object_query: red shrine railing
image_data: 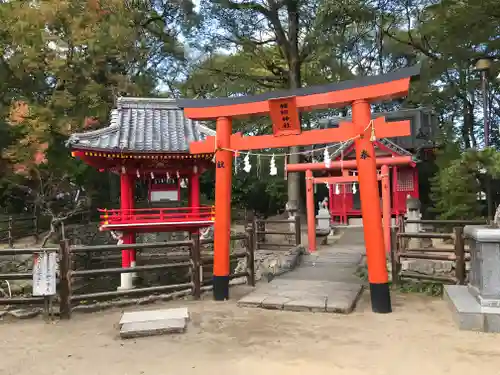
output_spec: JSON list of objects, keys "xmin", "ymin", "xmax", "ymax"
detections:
[{"xmin": 98, "ymin": 206, "xmax": 215, "ymax": 227}]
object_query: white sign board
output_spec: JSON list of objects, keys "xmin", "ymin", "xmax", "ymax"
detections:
[
  {"xmin": 150, "ymin": 190, "xmax": 179, "ymax": 202},
  {"xmin": 32, "ymin": 252, "xmax": 57, "ymax": 296}
]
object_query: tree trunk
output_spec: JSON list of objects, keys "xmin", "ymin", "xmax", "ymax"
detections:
[{"xmin": 286, "ymin": 2, "xmax": 303, "ymax": 213}]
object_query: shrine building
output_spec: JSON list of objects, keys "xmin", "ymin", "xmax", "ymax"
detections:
[
  {"xmin": 67, "ymin": 97, "xmax": 216, "ymax": 289},
  {"xmin": 319, "ymin": 107, "xmax": 437, "ymax": 224}
]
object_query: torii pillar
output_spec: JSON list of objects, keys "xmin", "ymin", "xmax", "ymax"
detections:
[{"xmin": 179, "ymin": 64, "xmax": 420, "ymax": 313}]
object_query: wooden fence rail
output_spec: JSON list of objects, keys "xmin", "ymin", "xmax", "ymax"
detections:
[
  {"xmin": 0, "ymin": 216, "xmax": 39, "ymax": 247},
  {"xmin": 0, "ymin": 229, "xmax": 256, "ymax": 319},
  {"xmin": 391, "ymin": 224, "xmax": 468, "ymax": 286},
  {"xmin": 252, "ymin": 216, "xmax": 301, "ymax": 250}
]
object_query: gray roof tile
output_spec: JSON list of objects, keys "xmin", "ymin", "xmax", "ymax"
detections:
[{"xmin": 67, "ymin": 97, "xmax": 215, "ymax": 153}]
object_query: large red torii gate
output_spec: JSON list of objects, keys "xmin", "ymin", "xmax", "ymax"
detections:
[{"xmin": 179, "ymin": 64, "xmax": 420, "ymax": 314}]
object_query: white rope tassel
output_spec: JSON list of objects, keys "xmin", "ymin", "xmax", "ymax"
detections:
[
  {"xmin": 335, "ymin": 184, "xmax": 340, "ymax": 195},
  {"xmin": 352, "ymin": 182, "xmax": 357, "ymax": 194},
  {"xmin": 323, "ymin": 147, "xmax": 331, "ymax": 168},
  {"xmin": 243, "ymin": 153, "xmax": 251, "ymax": 173},
  {"xmin": 369, "ymin": 120, "xmax": 376, "ymax": 142},
  {"xmin": 136, "ymin": 169, "xmax": 140, "ymax": 178},
  {"xmin": 150, "ymin": 172, "xmax": 154, "ymax": 180},
  {"xmin": 270, "ymin": 154, "xmax": 277, "ymax": 176}
]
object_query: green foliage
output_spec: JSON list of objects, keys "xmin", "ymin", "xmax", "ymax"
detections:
[
  {"xmin": 430, "ymin": 147, "xmax": 500, "ymax": 219},
  {"xmin": 200, "ymin": 156, "xmax": 288, "ymax": 218}
]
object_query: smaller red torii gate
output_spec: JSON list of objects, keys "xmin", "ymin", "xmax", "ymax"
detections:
[{"xmin": 298, "ymin": 164, "xmax": 400, "ymax": 254}]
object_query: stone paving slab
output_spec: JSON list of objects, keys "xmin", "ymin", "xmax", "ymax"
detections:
[
  {"xmin": 119, "ymin": 307, "xmax": 189, "ymax": 326},
  {"xmin": 120, "ymin": 318, "xmax": 187, "ymax": 339},
  {"xmin": 237, "ymin": 279, "xmax": 363, "ymax": 314},
  {"xmin": 118, "ymin": 307, "xmax": 189, "ymax": 339}
]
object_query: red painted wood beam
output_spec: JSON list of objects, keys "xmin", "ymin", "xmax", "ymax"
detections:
[
  {"xmin": 313, "ymin": 175, "xmax": 383, "ymax": 184},
  {"xmin": 190, "ymin": 118, "xmax": 410, "ymax": 154},
  {"xmin": 286, "ymin": 156, "xmax": 414, "ymax": 172}
]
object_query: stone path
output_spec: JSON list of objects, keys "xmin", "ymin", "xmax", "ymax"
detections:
[{"xmin": 238, "ymin": 228, "xmax": 366, "ymax": 314}]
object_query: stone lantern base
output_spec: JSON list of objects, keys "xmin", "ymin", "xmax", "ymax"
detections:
[{"xmin": 445, "ymin": 226, "xmax": 500, "ymax": 332}]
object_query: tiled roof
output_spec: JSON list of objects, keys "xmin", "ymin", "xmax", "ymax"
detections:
[{"xmin": 67, "ymin": 97, "xmax": 216, "ymax": 153}]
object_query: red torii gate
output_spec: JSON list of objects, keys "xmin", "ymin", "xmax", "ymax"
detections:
[
  {"xmin": 179, "ymin": 64, "xmax": 420, "ymax": 314},
  {"xmin": 287, "ymin": 156, "xmax": 416, "ymax": 255}
]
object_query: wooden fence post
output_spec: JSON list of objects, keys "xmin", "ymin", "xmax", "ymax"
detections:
[
  {"xmin": 294, "ymin": 215, "xmax": 301, "ymax": 246},
  {"xmin": 245, "ymin": 225, "xmax": 256, "ymax": 287},
  {"xmin": 8, "ymin": 216, "xmax": 13, "ymax": 248},
  {"xmin": 191, "ymin": 231, "xmax": 201, "ymax": 299},
  {"xmin": 390, "ymin": 227, "xmax": 400, "ymax": 287},
  {"xmin": 256, "ymin": 217, "xmax": 266, "ymax": 244},
  {"xmin": 253, "ymin": 218, "xmax": 261, "ymax": 250},
  {"xmin": 454, "ymin": 227, "xmax": 466, "ymax": 285},
  {"xmin": 59, "ymin": 239, "xmax": 72, "ymax": 319}
]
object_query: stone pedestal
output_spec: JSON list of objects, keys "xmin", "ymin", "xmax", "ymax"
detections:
[
  {"xmin": 444, "ymin": 225, "xmax": 500, "ymax": 332},
  {"xmin": 405, "ymin": 196, "xmax": 423, "ymax": 249},
  {"xmin": 316, "ymin": 208, "xmax": 331, "ymax": 232}
]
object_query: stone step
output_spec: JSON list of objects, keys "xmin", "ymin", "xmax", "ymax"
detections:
[{"xmin": 120, "ymin": 318, "xmax": 187, "ymax": 339}]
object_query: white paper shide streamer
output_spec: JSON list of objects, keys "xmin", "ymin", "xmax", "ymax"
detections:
[
  {"xmin": 243, "ymin": 153, "xmax": 252, "ymax": 173},
  {"xmin": 323, "ymin": 148, "xmax": 331, "ymax": 168},
  {"xmin": 269, "ymin": 154, "xmax": 277, "ymax": 176}
]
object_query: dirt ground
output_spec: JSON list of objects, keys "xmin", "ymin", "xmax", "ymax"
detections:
[{"xmin": 1, "ymin": 286, "xmax": 500, "ymax": 375}]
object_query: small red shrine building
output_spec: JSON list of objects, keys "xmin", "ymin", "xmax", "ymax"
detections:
[
  {"xmin": 68, "ymin": 97, "xmax": 216, "ymax": 289},
  {"xmin": 321, "ymin": 107, "xmax": 436, "ymax": 224},
  {"xmin": 326, "ymin": 137, "xmax": 418, "ymax": 224}
]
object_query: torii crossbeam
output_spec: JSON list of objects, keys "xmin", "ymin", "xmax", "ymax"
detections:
[{"xmin": 179, "ymin": 64, "xmax": 420, "ymax": 314}]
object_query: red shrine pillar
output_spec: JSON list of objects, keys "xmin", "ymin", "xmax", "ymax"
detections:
[
  {"xmin": 190, "ymin": 166, "xmax": 201, "ymax": 216},
  {"xmin": 213, "ymin": 117, "xmax": 232, "ymax": 300},
  {"xmin": 352, "ymin": 99, "xmax": 391, "ymax": 313},
  {"xmin": 381, "ymin": 165, "xmax": 391, "ymax": 254},
  {"xmin": 119, "ymin": 172, "xmax": 135, "ymax": 290}
]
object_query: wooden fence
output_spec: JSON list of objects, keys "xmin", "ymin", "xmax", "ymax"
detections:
[
  {"xmin": 0, "ymin": 216, "xmax": 39, "ymax": 247},
  {"xmin": 391, "ymin": 219, "xmax": 488, "ymax": 285},
  {"xmin": 0, "ymin": 228, "xmax": 256, "ymax": 319},
  {"xmin": 251, "ymin": 216, "xmax": 301, "ymax": 250}
]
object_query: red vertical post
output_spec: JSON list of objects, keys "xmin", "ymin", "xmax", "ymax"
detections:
[
  {"xmin": 191, "ymin": 166, "xmax": 200, "ymax": 218},
  {"xmin": 119, "ymin": 173, "xmax": 134, "ymax": 290},
  {"xmin": 381, "ymin": 165, "xmax": 391, "ymax": 254},
  {"xmin": 306, "ymin": 169, "xmax": 317, "ymax": 252},
  {"xmin": 127, "ymin": 175, "xmax": 136, "ymax": 269},
  {"xmin": 120, "ymin": 173, "xmax": 131, "ymax": 269},
  {"xmin": 328, "ymin": 182, "xmax": 334, "ymax": 224},
  {"xmin": 412, "ymin": 168, "xmax": 419, "ymax": 199},
  {"xmin": 342, "ymin": 169, "xmax": 349, "ymax": 224},
  {"xmin": 213, "ymin": 117, "xmax": 232, "ymax": 300},
  {"xmin": 392, "ymin": 166, "xmax": 399, "ymax": 215},
  {"xmin": 352, "ymin": 99, "xmax": 391, "ymax": 313}
]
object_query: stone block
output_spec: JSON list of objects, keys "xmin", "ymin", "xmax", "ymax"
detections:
[
  {"xmin": 284, "ymin": 297, "xmax": 326, "ymax": 312},
  {"xmin": 484, "ymin": 309, "xmax": 500, "ymax": 333},
  {"xmin": 120, "ymin": 318, "xmax": 187, "ymax": 339},
  {"xmin": 326, "ymin": 284, "xmax": 363, "ymax": 314},
  {"xmin": 8, "ymin": 308, "xmax": 41, "ymax": 319},
  {"xmin": 119, "ymin": 307, "xmax": 189, "ymax": 326},
  {"xmin": 444, "ymin": 285, "xmax": 484, "ymax": 332},
  {"xmin": 237, "ymin": 294, "xmax": 268, "ymax": 307},
  {"xmin": 261, "ymin": 296, "xmax": 290, "ymax": 310}
]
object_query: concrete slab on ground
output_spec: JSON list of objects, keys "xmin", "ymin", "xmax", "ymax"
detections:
[
  {"xmin": 120, "ymin": 319, "xmax": 187, "ymax": 339},
  {"xmin": 238, "ymin": 279, "xmax": 363, "ymax": 314},
  {"xmin": 119, "ymin": 307, "xmax": 189, "ymax": 326},
  {"xmin": 119, "ymin": 307, "xmax": 189, "ymax": 339},
  {"xmin": 444, "ymin": 285, "xmax": 500, "ymax": 333}
]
